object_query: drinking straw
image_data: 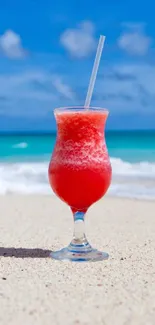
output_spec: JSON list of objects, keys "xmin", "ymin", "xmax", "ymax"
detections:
[{"xmin": 84, "ymin": 35, "xmax": 105, "ymax": 108}]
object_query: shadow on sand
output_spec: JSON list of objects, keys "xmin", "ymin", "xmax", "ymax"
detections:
[{"xmin": 0, "ymin": 247, "xmax": 51, "ymax": 258}]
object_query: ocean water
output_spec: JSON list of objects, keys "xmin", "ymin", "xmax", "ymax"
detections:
[{"xmin": 0, "ymin": 131, "xmax": 155, "ymax": 200}]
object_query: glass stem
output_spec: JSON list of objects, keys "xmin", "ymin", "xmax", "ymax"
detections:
[
  {"xmin": 73, "ymin": 211, "xmax": 86, "ymax": 244},
  {"xmin": 69, "ymin": 211, "xmax": 91, "ymax": 250}
]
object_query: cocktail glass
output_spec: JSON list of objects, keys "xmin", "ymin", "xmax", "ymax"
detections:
[{"xmin": 48, "ymin": 106, "xmax": 112, "ymax": 262}]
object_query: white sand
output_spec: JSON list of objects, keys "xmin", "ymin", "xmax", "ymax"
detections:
[{"xmin": 0, "ymin": 195, "xmax": 155, "ymax": 325}]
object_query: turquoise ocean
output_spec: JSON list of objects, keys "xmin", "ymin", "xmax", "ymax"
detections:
[{"xmin": 0, "ymin": 131, "xmax": 155, "ymax": 199}]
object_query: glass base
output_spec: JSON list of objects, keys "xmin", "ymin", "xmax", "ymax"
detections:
[{"xmin": 50, "ymin": 243, "xmax": 109, "ymax": 262}]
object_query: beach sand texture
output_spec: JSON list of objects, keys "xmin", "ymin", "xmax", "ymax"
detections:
[{"xmin": 0, "ymin": 195, "xmax": 155, "ymax": 325}]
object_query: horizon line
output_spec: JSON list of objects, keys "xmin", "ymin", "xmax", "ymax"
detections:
[{"xmin": 0, "ymin": 129, "xmax": 155, "ymax": 135}]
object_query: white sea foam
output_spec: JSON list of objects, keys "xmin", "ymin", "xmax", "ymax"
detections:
[
  {"xmin": 0, "ymin": 162, "xmax": 50, "ymax": 195},
  {"xmin": 0, "ymin": 158, "xmax": 155, "ymax": 199},
  {"xmin": 12, "ymin": 142, "xmax": 28, "ymax": 149},
  {"xmin": 111, "ymin": 158, "xmax": 155, "ymax": 179}
]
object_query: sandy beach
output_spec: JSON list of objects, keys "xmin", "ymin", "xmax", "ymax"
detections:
[{"xmin": 0, "ymin": 195, "xmax": 155, "ymax": 325}]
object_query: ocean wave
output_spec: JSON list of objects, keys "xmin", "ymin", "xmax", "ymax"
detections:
[
  {"xmin": 12, "ymin": 142, "xmax": 28, "ymax": 149},
  {"xmin": 0, "ymin": 158, "xmax": 155, "ymax": 199},
  {"xmin": 111, "ymin": 158, "xmax": 155, "ymax": 179},
  {"xmin": 0, "ymin": 162, "xmax": 50, "ymax": 195}
]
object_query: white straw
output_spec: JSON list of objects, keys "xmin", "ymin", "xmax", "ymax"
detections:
[{"xmin": 84, "ymin": 35, "xmax": 105, "ymax": 108}]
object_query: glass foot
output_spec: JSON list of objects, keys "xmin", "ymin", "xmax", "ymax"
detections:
[{"xmin": 50, "ymin": 243, "xmax": 109, "ymax": 262}]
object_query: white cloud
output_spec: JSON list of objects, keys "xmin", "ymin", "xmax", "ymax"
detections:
[
  {"xmin": 118, "ymin": 23, "xmax": 151, "ymax": 55},
  {"xmin": 0, "ymin": 70, "xmax": 75, "ymax": 116},
  {"xmin": 1, "ymin": 61, "xmax": 155, "ymax": 122},
  {"xmin": 52, "ymin": 75, "xmax": 75, "ymax": 99},
  {"xmin": 60, "ymin": 21, "xmax": 96, "ymax": 58},
  {"xmin": 0, "ymin": 30, "xmax": 26, "ymax": 59},
  {"xmin": 72, "ymin": 61, "xmax": 155, "ymax": 118},
  {"xmin": 0, "ymin": 71, "xmax": 74, "ymax": 100},
  {"xmin": 93, "ymin": 63, "xmax": 155, "ymax": 115}
]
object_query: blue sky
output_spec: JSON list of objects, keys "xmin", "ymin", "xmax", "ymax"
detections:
[{"xmin": 0, "ymin": 0, "xmax": 155, "ymax": 131}]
